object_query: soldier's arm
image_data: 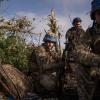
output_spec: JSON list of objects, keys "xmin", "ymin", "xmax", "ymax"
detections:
[
  {"xmin": 43, "ymin": 61, "xmax": 64, "ymax": 72},
  {"xmin": 41, "ymin": 53, "xmax": 63, "ymax": 72},
  {"xmin": 73, "ymin": 28, "xmax": 100, "ymax": 66},
  {"xmin": 73, "ymin": 45, "xmax": 100, "ymax": 66}
]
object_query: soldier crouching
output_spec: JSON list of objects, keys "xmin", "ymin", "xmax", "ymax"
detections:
[{"xmin": 28, "ymin": 32, "xmax": 63, "ymax": 99}]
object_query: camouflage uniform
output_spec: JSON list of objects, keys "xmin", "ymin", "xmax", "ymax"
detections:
[
  {"xmin": 29, "ymin": 33, "xmax": 62, "ymax": 99},
  {"xmin": 72, "ymin": 23, "xmax": 100, "ymax": 100},
  {"xmin": 64, "ymin": 24, "xmax": 85, "ymax": 100}
]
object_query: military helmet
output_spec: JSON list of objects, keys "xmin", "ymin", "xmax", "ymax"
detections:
[
  {"xmin": 90, "ymin": 0, "xmax": 100, "ymax": 20},
  {"xmin": 43, "ymin": 32, "xmax": 57, "ymax": 43},
  {"xmin": 72, "ymin": 17, "xmax": 82, "ymax": 25}
]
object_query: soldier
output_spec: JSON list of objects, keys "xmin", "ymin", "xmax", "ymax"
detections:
[
  {"xmin": 65, "ymin": 17, "xmax": 85, "ymax": 46},
  {"xmin": 29, "ymin": 32, "xmax": 63, "ymax": 99},
  {"xmin": 71, "ymin": 0, "xmax": 100, "ymax": 100},
  {"xmin": 63, "ymin": 18, "xmax": 85, "ymax": 100}
]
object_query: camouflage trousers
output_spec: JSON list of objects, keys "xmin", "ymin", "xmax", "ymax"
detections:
[
  {"xmin": 75, "ymin": 65, "xmax": 96, "ymax": 100},
  {"xmin": 64, "ymin": 63, "xmax": 95, "ymax": 100},
  {"xmin": 31, "ymin": 73, "xmax": 79, "ymax": 100}
]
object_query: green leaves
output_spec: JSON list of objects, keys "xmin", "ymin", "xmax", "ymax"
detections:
[
  {"xmin": 0, "ymin": 16, "xmax": 35, "ymax": 73},
  {"xmin": 0, "ymin": 36, "xmax": 27, "ymax": 68}
]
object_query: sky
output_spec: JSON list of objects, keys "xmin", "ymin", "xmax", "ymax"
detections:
[{"xmin": 0, "ymin": 0, "xmax": 93, "ymax": 46}]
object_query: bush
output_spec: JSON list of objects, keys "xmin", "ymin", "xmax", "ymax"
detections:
[{"xmin": 0, "ymin": 36, "xmax": 29, "ymax": 73}]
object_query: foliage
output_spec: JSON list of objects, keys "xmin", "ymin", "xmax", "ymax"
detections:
[
  {"xmin": 47, "ymin": 10, "xmax": 58, "ymax": 34},
  {"xmin": 0, "ymin": 16, "xmax": 35, "ymax": 73},
  {"xmin": 0, "ymin": 16, "xmax": 34, "ymax": 41}
]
